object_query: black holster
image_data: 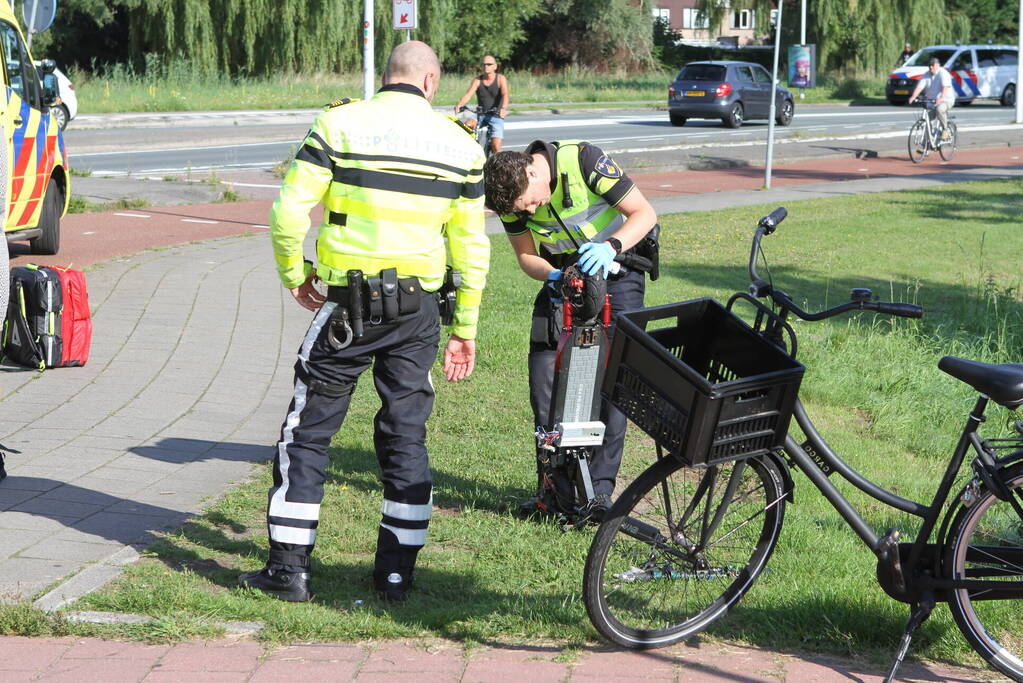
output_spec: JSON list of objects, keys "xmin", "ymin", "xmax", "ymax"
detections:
[{"xmin": 436, "ymin": 266, "xmax": 462, "ymax": 326}]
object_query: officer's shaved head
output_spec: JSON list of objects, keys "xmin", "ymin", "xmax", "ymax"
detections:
[{"xmin": 384, "ymin": 41, "xmax": 441, "ymax": 84}]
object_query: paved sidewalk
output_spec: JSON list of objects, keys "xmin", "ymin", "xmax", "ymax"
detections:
[
  {"xmin": 0, "ymin": 636, "xmax": 999, "ymax": 682},
  {"xmin": 1, "ymin": 151, "xmax": 1021, "ymax": 680}
]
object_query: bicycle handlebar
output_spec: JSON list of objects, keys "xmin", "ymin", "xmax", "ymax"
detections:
[{"xmin": 747, "ymin": 207, "xmax": 924, "ymax": 322}]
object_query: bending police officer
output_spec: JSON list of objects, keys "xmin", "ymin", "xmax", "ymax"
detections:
[
  {"xmin": 239, "ymin": 41, "xmax": 489, "ymax": 602},
  {"xmin": 483, "ymin": 141, "xmax": 657, "ymax": 519}
]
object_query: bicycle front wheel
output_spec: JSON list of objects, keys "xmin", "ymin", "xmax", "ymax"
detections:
[
  {"xmin": 939, "ymin": 121, "xmax": 958, "ymax": 161},
  {"xmin": 946, "ymin": 464, "xmax": 1023, "ymax": 681},
  {"xmin": 908, "ymin": 119, "xmax": 928, "ymax": 163},
  {"xmin": 583, "ymin": 454, "xmax": 786, "ymax": 649}
]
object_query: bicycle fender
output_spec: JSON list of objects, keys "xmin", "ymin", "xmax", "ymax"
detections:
[{"xmin": 766, "ymin": 450, "xmax": 796, "ymax": 504}]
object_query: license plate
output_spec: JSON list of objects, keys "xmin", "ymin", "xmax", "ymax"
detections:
[
  {"xmin": 684, "ymin": 90, "xmax": 705, "ymax": 97},
  {"xmin": 894, "ymin": 89, "xmax": 908, "ymax": 95}
]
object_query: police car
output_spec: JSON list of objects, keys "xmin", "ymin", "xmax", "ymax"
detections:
[
  {"xmin": 887, "ymin": 44, "xmax": 1019, "ymax": 107},
  {"xmin": 0, "ymin": 3, "xmax": 69, "ymax": 255}
]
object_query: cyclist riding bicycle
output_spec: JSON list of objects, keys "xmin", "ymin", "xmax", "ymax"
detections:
[
  {"xmin": 908, "ymin": 57, "xmax": 954, "ymax": 140},
  {"xmin": 454, "ymin": 55, "xmax": 509, "ymax": 154}
]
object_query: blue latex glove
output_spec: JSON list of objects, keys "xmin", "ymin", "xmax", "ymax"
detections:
[
  {"xmin": 545, "ymin": 268, "xmax": 563, "ymax": 303},
  {"xmin": 576, "ymin": 241, "xmax": 615, "ymax": 279}
]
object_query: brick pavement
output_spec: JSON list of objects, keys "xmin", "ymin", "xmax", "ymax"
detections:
[
  {"xmin": 1, "ymin": 147, "xmax": 1021, "ymax": 680},
  {"xmin": 0, "ymin": 636, "xmax": 1000, "ymax": 682}
]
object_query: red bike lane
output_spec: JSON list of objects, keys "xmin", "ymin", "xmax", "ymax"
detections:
[{"xmin": 10, "ymin": 144, "xmax": 1022, "ymax": 270}]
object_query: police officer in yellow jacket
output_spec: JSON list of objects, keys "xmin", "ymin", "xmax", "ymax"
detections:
[
  {"xmin": 239, "ymin": 41, "xmax": 490, "ymax": 602},
  {"xmin": 483, "ymin": 141, "xmax": 657, "ymax": 519}
]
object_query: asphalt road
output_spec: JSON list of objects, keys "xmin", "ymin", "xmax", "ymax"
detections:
[{"xmin": 66, "ymin": 102, "xmax": 1023, "ymax": 177}]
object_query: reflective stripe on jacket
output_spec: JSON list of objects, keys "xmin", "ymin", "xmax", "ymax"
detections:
[{"xmin": 270, "ymin": 89, "xmax": 490, "ymax": 339}]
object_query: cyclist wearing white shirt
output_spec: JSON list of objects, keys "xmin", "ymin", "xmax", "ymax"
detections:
[{"xmin": 909, "ymin": 57, "xmax": 955, "ymax": 140}]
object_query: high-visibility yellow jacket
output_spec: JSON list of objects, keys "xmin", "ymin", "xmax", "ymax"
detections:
[
  {"xmin": 270, "ymin": 85, "xmax": 490, "ymax": 340},
  {"xmin": 499, "ymin": 140, "xmax": 633, "ymax": 256}
]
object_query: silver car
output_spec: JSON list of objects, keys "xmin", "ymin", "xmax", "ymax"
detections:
[{"xmin": 668, "ymin": 60, "xmax": 794, "ymax": 128}]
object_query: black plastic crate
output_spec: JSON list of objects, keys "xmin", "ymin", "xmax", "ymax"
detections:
[{"xmin": 603, "ymin": 298, "xmax": 804, "ymax": 467}]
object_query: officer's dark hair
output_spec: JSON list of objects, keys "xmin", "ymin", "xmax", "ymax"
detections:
[
  {"xmin": 928, "ymin": 57, "xmax": 941, "ymax": 66},
  {"xmin": 483, "ymin": 151, "xmax": 531, "ymax": 215}
]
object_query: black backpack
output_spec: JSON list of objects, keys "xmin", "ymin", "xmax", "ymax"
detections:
[{"xmin": 2, "ymin": 266, "xmax": 63, "ymax": 370}]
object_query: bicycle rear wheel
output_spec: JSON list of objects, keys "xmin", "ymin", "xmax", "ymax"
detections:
[
  {"xmin": 946, "ymin": 464, "xmax": 1023, "ymax": 681},
  {"xmin": 908, "ymin": 119, "xmax": 928, "ymax": 163},
  {"xmin": 939, "ymin": 121, "xmax": 958, "ymax": 161},
  {"xmin": 583, "ymin": 454, "xmax": 786, "ymax": 649}
]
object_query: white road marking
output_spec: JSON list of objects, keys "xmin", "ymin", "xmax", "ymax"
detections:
[
  {"xmin": 223, "ymin": 182, "xmax": 282, "ymax": 189},
  {"xmin": 82, "ymin": 231, "xmax": 95, "ymax": 235},
  {"xmin": 606, "ymin": 123, "xmax": 1023, "ymax": 154},
  {"xmin": 181, "ymin": 219, "xmax": 218, "ymax": 224},
  {"xmin": 74, "ymin": 140, "xmax": 298, "ymax": 157},
  {"xmin": 114, "ymin": 213, "xmax": 151, "ymax": 218},
  {"xmin": 251, "ymin": 225, "xmax": 271, "ymax": 230}
]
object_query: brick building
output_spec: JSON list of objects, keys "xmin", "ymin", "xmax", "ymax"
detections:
[{"xmin": 652, "ymin": 1, "xmax": 760, "ymax": 47}]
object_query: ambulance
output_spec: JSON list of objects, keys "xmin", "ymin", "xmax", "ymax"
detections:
[
  {"xmin": 887, "ymin": 44, "xmax": 1019, "ymax": 108},
  {"xmin": 0, "ymin": 2, "xmax": 69, "ymax": 255}
]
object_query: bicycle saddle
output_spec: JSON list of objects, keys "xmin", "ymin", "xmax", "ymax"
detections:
[{"xmin": 938, "ymin": 356, "xmax": 1023, "ymax": 408}]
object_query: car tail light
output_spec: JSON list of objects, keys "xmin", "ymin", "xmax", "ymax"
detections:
[
  {"xmin": 715, "ymin": 83, "xmax": 732, "ymax": 98},
  {"xmin": 68, "ymin": 84, "xmax": 75, "ymax": 90},
  {"xmin": 668, "ymin": 85, "xmax": 675, "ymax": 98}
]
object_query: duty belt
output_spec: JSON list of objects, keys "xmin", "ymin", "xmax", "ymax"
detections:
[{"xmin": 326, "ymin": 269, "xmax": 423, "ymax": 325}]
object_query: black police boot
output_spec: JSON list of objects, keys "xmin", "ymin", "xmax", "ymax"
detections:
[
  {"xmin": 374, "ymin": 569, "xmax": 413, "ymax": 602},
  {"xmin": 238, "ymin": 565, "xmax": 311, "ymax": 602},
  {"xmin": 374, "ymin": 530, "xmax": 420, "ymax": 602}
]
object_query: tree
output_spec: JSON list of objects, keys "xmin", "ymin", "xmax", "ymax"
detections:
[
  {"xmin": 947, "ymin": 0, "xmax": 1017, "ymax": 44},
  {"xmin": 30, "ymin": 0, "xmax": 541, "ymax": 76},
  {"xmin": 510, "ymin": 0, "xmax": 657, "ymax": 70}
]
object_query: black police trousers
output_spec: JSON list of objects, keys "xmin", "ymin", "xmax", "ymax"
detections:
[
  {"xmin": 266, "ymin": 295, "xmax": 439, "ymax": 583},
  {"xmin": 528, "ymin": 269, "xmax": 645, "ymax": 497}
]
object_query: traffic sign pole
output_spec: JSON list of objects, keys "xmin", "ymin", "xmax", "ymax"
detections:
[{"xmin": 363, "ymin": 0, "xmax": 374, "ymax": 101}]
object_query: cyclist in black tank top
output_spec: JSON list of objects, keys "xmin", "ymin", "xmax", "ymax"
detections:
[{"xmin": 455, "ymin": 54, "xmax": 510, "ymax": 153}]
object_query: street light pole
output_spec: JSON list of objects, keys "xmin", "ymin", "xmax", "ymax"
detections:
[
  {"xmin": 801, "ymin": 0, "xmax": 806, "ymax": 44},
  {"xmin": 765, "ymin": 4, "xmax": 783, "ymax": 189},
  {"xmin": 1016, "ymin": 0, "xmax": 1022, "ymax": 123}
]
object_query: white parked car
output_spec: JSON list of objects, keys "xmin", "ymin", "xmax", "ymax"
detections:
[{"xmin": 35, "ymin": 59, "xmax": 77, "ymax": 130}]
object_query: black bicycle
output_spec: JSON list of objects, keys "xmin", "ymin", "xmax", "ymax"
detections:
[{"xmin": 583, "ymin": 207, "xmax": 1023, "ymax": 681}]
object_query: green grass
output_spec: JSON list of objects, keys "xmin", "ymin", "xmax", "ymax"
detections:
[
  {"xmin": 68, "ymin": 61, "xmax": 887, "ymax": 114},
  {"xmin": 68, "ymin": 196, "xmax": 149, "ymax": 214},
  {"xmin": 42, "ymin": 179, "xmax": 1022, "ymax": 670}
]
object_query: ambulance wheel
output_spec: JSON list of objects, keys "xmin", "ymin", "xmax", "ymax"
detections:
[
  {"xmin": 30, "ymin": 180, "xmax": 62, "ymax": 255},
  {"xmin": 52, "ymin": 104, "xmax": 69, "ymax": 131}
]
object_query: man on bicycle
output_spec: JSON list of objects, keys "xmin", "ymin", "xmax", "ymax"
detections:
[
  {"xmin": 909, "ymin": 57, "xmax": 954, "ymax": 140},
  {"xmin": 454, "ymin": 55, "xmax": 509, "ymax": 153},
  {"xmin": 483, "ymin": 141, "xmax": 658, "ymax": 519}
]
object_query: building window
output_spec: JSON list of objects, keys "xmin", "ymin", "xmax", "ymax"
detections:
[
  {"xmin": 652, "ymin": 8, "xmax": 670, "ymax": 23},
  {"xmin": 731, "ymin": 9, "xmax": 754, "ymax": 29},
  {"xmin": 683, "ymin": 8, "xmax": 709, "ymax": 29}
]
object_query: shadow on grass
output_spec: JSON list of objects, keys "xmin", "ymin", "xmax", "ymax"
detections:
[{"xmin": 323, "ymin": 444, "xmax": 528, "ymax": 515}]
